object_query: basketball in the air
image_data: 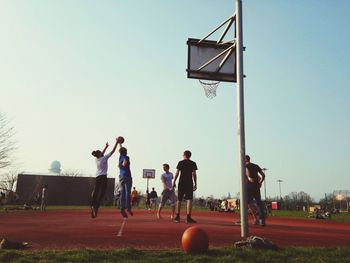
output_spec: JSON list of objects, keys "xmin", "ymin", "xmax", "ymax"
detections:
[
  {"xmin": 181, "ymin": 226, "xmax": 209, "ymax": 254},
  {"xmin": 117, "ymin": 136, "xmax": 125, "ymax": 144}
]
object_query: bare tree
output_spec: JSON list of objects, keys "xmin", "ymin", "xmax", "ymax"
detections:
[
  {"xmin": 61, "ymin": 169, "xmax": 83, "ymax": 177},
  {"xmin": 0, "ymin": 113, "xmax": 16, "ymax": 169},
  {"xmin": 284, "ymin": 191, "xmax": 314, "ymax": 210},
  {"xmin": 0, "ymin": 170, "xmax": 19, "ymax": 192}
]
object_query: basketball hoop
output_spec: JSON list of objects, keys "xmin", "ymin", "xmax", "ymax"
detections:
[{"xmin": 199, "ymin": 80, "xmax": 220, "ymax": 99}]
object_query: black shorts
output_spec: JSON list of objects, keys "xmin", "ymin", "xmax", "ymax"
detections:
[
  {"xmin": 177, "ymin": 184, "xmax": 193, "ymax": 201},
  {"xmin": 247, "ymin": 184, "xmax": 262, "ymax": 204}
]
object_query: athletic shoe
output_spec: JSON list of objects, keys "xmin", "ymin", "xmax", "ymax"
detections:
[
  {"xmin": 186, "ymin": 217, "xmax": 197, "ymax": 224},
  {"xmin": 127, "ymin": 208, "xmax": 133, "ymax": 216},
  {"xmin": 120, "ymin": 210, "xmax": 128, "ymax": 218},
  {"xmin": 174, "ymin": 215, "xmax": 180, "ymax": 223},
  {"xmin": 253, "ymin": 220, "xmax": 259, "ymax": 225}
]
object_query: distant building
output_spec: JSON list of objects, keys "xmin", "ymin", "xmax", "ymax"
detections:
[
  {"xmin": 16, "ymin": 173, "xmax": 115, "ymax": 206},
  {"xmin": 49, "ymin": 160, "xmax": 61, "ymax": 174}
]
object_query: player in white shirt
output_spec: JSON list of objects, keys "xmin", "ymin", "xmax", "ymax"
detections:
[
  {"xmin": 157, "ymin": 164, "xmax": 176, "ymax": 219},
  {"xmin": 90, "ymin": 137, "xmax": 122, "ymax": 218}
]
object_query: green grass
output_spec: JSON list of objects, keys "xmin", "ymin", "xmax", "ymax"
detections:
[
  {"xmin": 0, "ymin": 247, "xmax": 350, "ymax": 263},
  {"xmin": 270, "ymin": 210, "xmax": 309, "ymax": 218},
  {"xmin": 328, "ymin": 213, "xmax": 350, "ymax": 223},
  {"xmin": 270, "ymin": 210, "xmax": 350, "ymax": 223}
]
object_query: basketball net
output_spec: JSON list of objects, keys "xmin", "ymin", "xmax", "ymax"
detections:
[{"xmin": 199, "ymin": 80, "xmax": 220, "ymax": 99}]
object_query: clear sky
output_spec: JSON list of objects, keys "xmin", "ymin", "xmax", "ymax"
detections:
[{"xmin": 1, "ymin": 1, "xmax": 349, "ymax": 201}]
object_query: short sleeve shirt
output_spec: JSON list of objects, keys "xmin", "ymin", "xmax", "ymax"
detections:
[
  {"xmin": 246, "ymin": 162, "xmax": 262, "ymax": 185},
  {"xmin": 96, "ymin": 152, "xmax": 112, "ymax": 177},
  {"xmin": 161, "ymin": 172, "xmax": 174, "ymax": 190},
  {"xmin": 119, "ymin": 155, "xmax": 131, "ymax": 178},
  {"xmin": 176, "ymin": 159, "xmax": 198, "ymax": 186},
  {"xmin": 150, "ymin": 190, "xmax": 158, "ymax": 199},
  {"xmin": 131, "ymin": 190, "xmax": 138, "ymax": 198}
]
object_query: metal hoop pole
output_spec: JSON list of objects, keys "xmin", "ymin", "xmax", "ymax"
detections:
[{"xmin": 236, "ymin": 0, "xmax": 248, "ymax": 238}]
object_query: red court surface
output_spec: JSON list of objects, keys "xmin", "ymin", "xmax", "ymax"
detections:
[{"xmin": 1, "ymin": 209, "xmax": 349, "ymax": 250}]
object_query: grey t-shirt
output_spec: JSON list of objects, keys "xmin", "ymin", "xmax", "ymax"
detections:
[{"xmin": 161, "ymin": 172, "xmax": 174, "ymax": 190}]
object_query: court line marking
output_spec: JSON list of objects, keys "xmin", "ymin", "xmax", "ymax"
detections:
[{"xmin": 117, "ymin": 218, "xmax": 127, "ymax": 237}]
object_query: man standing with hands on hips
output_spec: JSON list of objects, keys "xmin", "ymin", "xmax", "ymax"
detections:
[
  {"xmin": 173, "ymin": 150, "xmax": 198, "ymax": 224},
  {"xmin": 245, "ymin": 155, "xmax": 266, "ymax": 226}
]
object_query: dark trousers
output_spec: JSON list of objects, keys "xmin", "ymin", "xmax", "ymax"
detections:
[
  {"xmin": 91, "ymin": 175, "xmax": 107, "ymax": 210},
  {"xmin": 119, "ymin": 176, "xmax": 132, "ymax": 210},
  {"xmin": 247, "ymin": 184, "xmax": 265, "ymax": 223}
]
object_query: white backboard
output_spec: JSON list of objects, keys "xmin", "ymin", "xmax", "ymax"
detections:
[
  {"xmin": 187, "ymin": 38, "xmax": 236, "ymax": 82},
  {"xmin": 142, "ymin": 169, "xmax": 155, "ymax": 179}
]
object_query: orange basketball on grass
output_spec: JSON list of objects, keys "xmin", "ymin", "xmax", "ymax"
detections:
[{"xmin": 181, "ymin": 226, "xmax": 209, "ymax": 254}]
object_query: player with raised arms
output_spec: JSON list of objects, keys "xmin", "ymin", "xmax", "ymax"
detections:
[
  {"xmin": 118, "ymin": 136, "xmax": 134, "ymax": 218},
  {"xmin": 91, "ymin": 136, "xmax": 123, "ymax": 218}
]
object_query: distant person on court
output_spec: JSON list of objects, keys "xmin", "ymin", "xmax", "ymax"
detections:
[
  {"xmin": 149, "ymin": 187, "xmax": 158, "ymax": 210},
  {"xmin": 157, "ymin": 164, "xmax": 176, "ymax": 219},
  {"xmin": 131, "ymin": 187, "xmax": 138, "ymax": 207},
  {"xmin": 245, "ymin": 155, "xmax": 266, "ymax": 226},
  {"xmin": 173, "ymin": 150, "xmax": 198, "ymax": 223},
  {"xmin": 118, "ymin": 146, "xmax": 133, "ymax": 218},
  {"xmin": 91, "ymin": 137, "xmax": 120, "ymax": 218},
  {"xmin": 41, "ymin": 184, "xmax": 48, "ymax": 211},
  {"xmin": 235, "ymin": 198, "xmax": 240, "ymax": 210}
]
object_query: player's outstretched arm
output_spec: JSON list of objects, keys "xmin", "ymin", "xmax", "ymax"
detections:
[
  {"xmin": 101, "ymin": 142, "xmax": 109, "ymax": 155},
  {"xmin": 108, "ymin": 137, "xmax": 120, "ymax": 156}
]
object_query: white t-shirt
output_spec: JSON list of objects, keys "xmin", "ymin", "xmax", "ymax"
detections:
[
  {"xmin": 161, "ymin": 172, "xmax": 174, "ymax": 190},
  {"xmin": 96, "ymin": 152, "xmax": 112, "ymax": 177}
]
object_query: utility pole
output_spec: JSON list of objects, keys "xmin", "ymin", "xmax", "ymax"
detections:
[
  {"xmin": 262, "ymin": 168, "xmax": 268, "ymax": 200},
  {"xmin": 277, "ymin": 179, "xmax": 283, "ymax": 200},
  {"xmin": 236, "ymin": 0, "xmax": 248, "ymax": 238}
]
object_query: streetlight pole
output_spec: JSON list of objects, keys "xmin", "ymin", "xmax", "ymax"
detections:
[
  {"xmin": 277, "ymin": 179, "xmax": 283, "ymax": 200},
  {"xmin": 262, "ymin": 168, "xmax": 268, "ymax": 200}
]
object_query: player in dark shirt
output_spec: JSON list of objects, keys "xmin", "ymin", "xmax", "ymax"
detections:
[
  {"xmin": 149, "ymin": 187, "xmax": 158, "ymax": 210},
  {"xmin": 246, "ymin": 155, "xmax": 266, "ymax": 226},
  {"xmin": 173, "ymin": 150, "xmax": 198, "ymax": 223}
]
